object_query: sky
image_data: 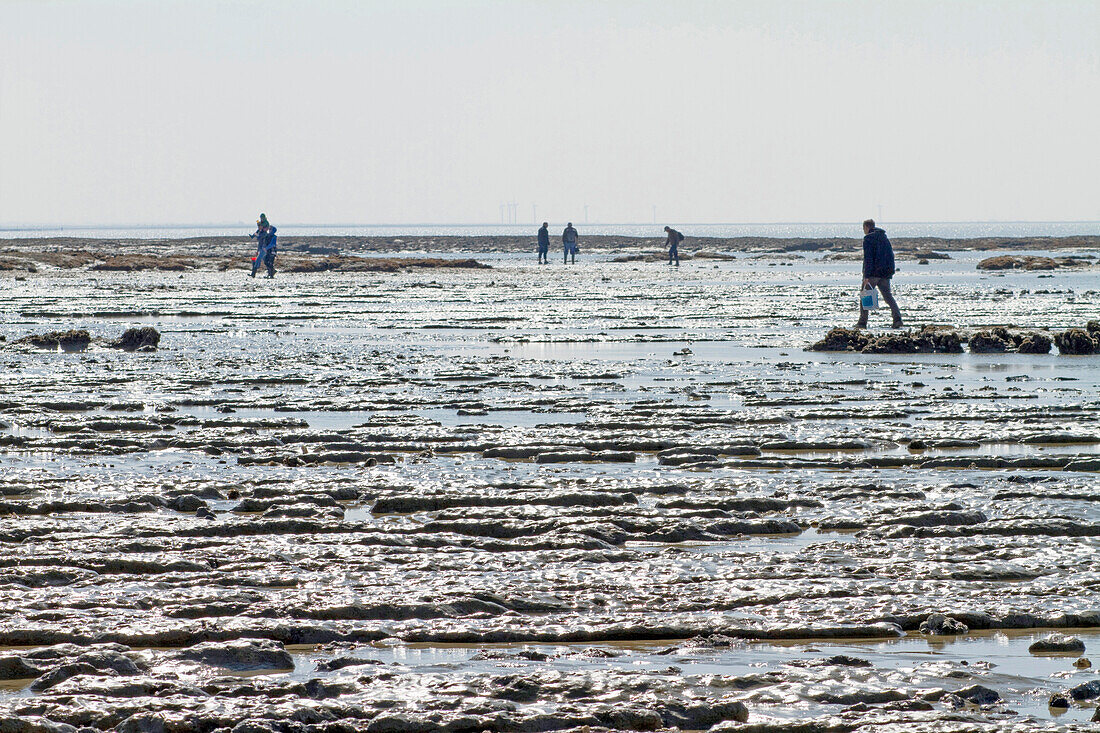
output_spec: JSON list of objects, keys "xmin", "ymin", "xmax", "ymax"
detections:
[{"xmin": 1, "ymin": 0, "xmax": 1097, "ymax": 226}]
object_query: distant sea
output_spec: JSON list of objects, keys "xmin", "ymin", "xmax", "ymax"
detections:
[{"xmin": 1, "ymin": 222, "xmax": 1097, "ymax": 240}]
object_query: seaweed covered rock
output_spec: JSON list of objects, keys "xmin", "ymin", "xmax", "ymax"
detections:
[
  {"xmin": 977, "ymin": 255, "xmax": 1057, "ymax": 271},
  {"xmin": 92, "ymin": 254, "xmax": 195, "ymax": 271},
  {"xmin": 16, "ymin": 329, "xmax": 92, "ymax": 352},
  {"xmin": 110, "ymin": 327, "xmax": 160, "ymax": 352},
  {"xmin": 926, "ymin": 328, "xmax": 964, "ymax": 353},
  {"xmin": 808, "ymin": 328, "xmax": 870, "ymax": 352},
  {"xmin": 861, "ymin": 331, "xmax": 934, "ymax": 354},
  {"xmin": 969, "ymin": 327, "xmax": 1013, "ymax": 353},
  {"xmin": 809, "ymin": 326, "xmax": 962, "ymax": 355},
  {"xmin": 1055, "ymin": 328, "xmax": 1099, "ymax": 355},
  {"xmin": 1016, "ymin": 332, "xmax": 1052, "ymax": 354},
  {"xmin": 967, "ymin": 328, "xmax": 1052, "ymax": 354}
]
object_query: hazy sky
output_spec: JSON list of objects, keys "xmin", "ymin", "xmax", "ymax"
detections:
[{"xmin": 1, "ymin": 0, "xmax": 1097, "ymax": 226}]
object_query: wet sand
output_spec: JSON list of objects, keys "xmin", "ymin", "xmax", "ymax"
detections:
[{"xmin": 1, "ymin": 241, "xmax": 1099, "ymax": 731}]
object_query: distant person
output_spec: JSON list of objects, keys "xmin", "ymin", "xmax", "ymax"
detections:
[
  {"xmin": 249, "ymin": 213, "xmax": 278, "ymax": 278},
  {"xmin": 562, "ymin": 222, "xmax": 579, "ymax": 264},
  {"xmin": 856, "ymin": 218, "xmax": 902, "ymax": 329},
  {"xmin": 664, "ymin": 226, "xmax": 684, "ymax": 266},
  {"xmin": 537, "ymin": 222, "xmax": 550, "ymax": 264}
]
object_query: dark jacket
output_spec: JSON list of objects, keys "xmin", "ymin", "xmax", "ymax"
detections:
[
  {"xmin": 862, "ymin": 227, "xmax": 894, "ymax": 279},
  {"xmin": 537, "ymin": 227, "xmax": 550, "ymax": 248},
  {"xmin": 562, "ymin": 226, "xmax": 577, "ymax": 245}
]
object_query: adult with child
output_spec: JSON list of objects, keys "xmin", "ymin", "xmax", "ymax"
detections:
[
  {"xmin": 856, "ymin": 218, "xmax": 903, "ymax": 329},
  {"xmin": 249, "ymin": 213, "xmax": 278, "ymax": 279}
]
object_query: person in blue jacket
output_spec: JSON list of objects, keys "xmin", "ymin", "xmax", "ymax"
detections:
[
  {"xmin": 537, "ymin": 222, "xmax": 550, "ymax": 264},
  {"xmin": 856, "ymin": 218, "xmax": 903, "ymax": 328},
  {"xmin": 249, "ymin": 213, "xmax": 277, "ymax": 278}
]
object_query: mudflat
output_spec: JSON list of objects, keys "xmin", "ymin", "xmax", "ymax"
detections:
[{"xmin": 1, "ymin": 239, "xmax": 1099, "ymax": 731}]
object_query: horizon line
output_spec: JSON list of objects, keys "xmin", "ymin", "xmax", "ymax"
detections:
[{"xmin": 2, "ymin": 219, "xmax": 1100, "ymax": 231}]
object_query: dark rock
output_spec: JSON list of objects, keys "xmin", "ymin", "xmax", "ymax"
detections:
[
  {"xmin": 1048, "ymin": 693, "xmax": 1070, "ymax": 709},
  {"xmin": 108, "ymin": 327, "xmax": 161, "ymax": 351},
  {"xmin": 1029, "ymin": 634, "xmax": 1086, "ymax": 654},
  {"xmin": 1074, "ymin": 657, "xmax": 1091, "ymax": 669},
  {"xmin": 926, "ymin": 328, "xmax": 963, "ymax": 353},
  {"xmin": 954, "ymin": 684, "xmax": 1000, "ymax": 705},
  {"xmin": 17, "ymin": 330, "xmax": 92, "ymax": 352},
  {"xmin": 920, "ymin": 614, "xmax": 969, "ymax": 635},
  {"xmin": 491, "ymin": 674, "xmax": 541, "ymax": 702},
  {"xmin": 884, "ymin": 510, "xmax": 986, "ymax": 528},
  {"xmin": 810, "ymin": 326, "xmax": 963, "ymax": 354},
  {"xmin": 977, "ymin": 255, "xmax": 1019, "ymax": 270},
  {"xmin": 0, "ymin": 717, "xmax": 79, "ymax": 733},
  {"xmin": 1055, "ymin": 328, "xmax": 1099, "ymax": 355},
  {"xmin": 315, "ymin": 656, "xmax": 386, "ymax": 672},
  {"xmin": 365, "ymin": 716, "xmax": 437, "ymax": 733},
  {"xmin": 29, "ymin": 662, "xmax": 101, "ymax": 691},
  {"xmin": 978, "ymin": 255, "xmax": 1063, "ymax": 271},
  {"xmin": 76, "ymin": 649, "xmax": 142, "ymax": 675},
  {"xmin": 1068, "ymin": 679, "xmax": 1100, "ymax": 700},
  {"xmin": 823, "ymin": 654, "xmax": 872, "ymax": 667},
  {"xmin": 1016, "ymin": 332, "xmax": 1052, "ymax": 354},
  {"xmin": 0, "ymin": 655, "xmax": 41, "ymax": 679},
  {"xmin": 597, "ymin": 707, "xmax": 664, "ymax": 730},
  {"xmin": 861, "ymin": 331, "xmax": 934, "ymax": 354},
  {"xmin": 808, "ymin": 328, "xmax": 869, "ymax": 352},
  {"xmin": 657, "ymin": 701, "xmax": 749, "ymax": 728},
  {"xmin": 176, "ymin": 639, "xmax": 294, "ymax": 671},
  {"xmin": 534, "ymin": 450, "xmax": 594, "ymax": 463},
  {"xmin": 114, "ymin": 714, "xmax": 166, "ymax": 733},
  {"xmin": 470, "ymin": 649, "xmax": 550, "ymax": 662},
  {"xmin": 167, "ymin": 494, "xmax": 207, "ymax": 513},
  {"xmin": 969, "ymin": 328, "xmax": 1012, "ymax": 353}
]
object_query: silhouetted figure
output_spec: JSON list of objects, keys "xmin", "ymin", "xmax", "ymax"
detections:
[
  {"xmin": 856, "ymin": 218, "xmax": 902, "ymax": 328},
  {"xmin": 537, "ymin": 222, "xmax": 550, "ymax": 264},
  {"xmin": 249, "ymin": 213, "xmax": 277, "ymax": 278},
  {"xmin": 664, "ymin": 226, "xmax": 684, "ymax": 266},
  {"xmin": 562, "ymin": 223, "xmax": 578, "ymax": 264}
]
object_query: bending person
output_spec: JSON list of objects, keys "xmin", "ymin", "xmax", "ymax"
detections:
[{"xmin": 664, "ymin": 225, "xmax": 683, "ymax": 266}]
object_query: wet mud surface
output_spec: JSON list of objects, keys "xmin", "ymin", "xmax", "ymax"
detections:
[{"xmin": 1, "ymin": 243, "xmax": 1099, "ymax": 731}]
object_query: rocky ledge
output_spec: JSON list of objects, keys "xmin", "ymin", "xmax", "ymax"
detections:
[
  {"xmin": 809, "ymin": 323, "xmax": 1100, "ymax": 355},
  {"xmin": 12, "ymin": 327, "xmax": 160, "ymax": 353}
]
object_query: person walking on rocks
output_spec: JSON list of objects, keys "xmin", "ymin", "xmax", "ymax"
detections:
[
  {"xmin": 537, "ymin": 222, "xmax": 550, "ymax": 264},
  {"xmin": 562, "ymin": 222, "xmax": 579, "ymax": 264},
  {"xmin": 249, "ymin": 213, "xmax": 278, "ymax": 278},
  {"xmin": 664, "ymin": 226, "xmax": 684, "ymax": 266},
  {"xmin": 856, "ymin": 218, "xmax": 902, "ymax": 328}
]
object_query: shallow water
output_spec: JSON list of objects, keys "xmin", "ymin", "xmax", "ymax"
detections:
[{"xmin": 1, "ymin": 249, "xmax": 1099, "ymax": 731}]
